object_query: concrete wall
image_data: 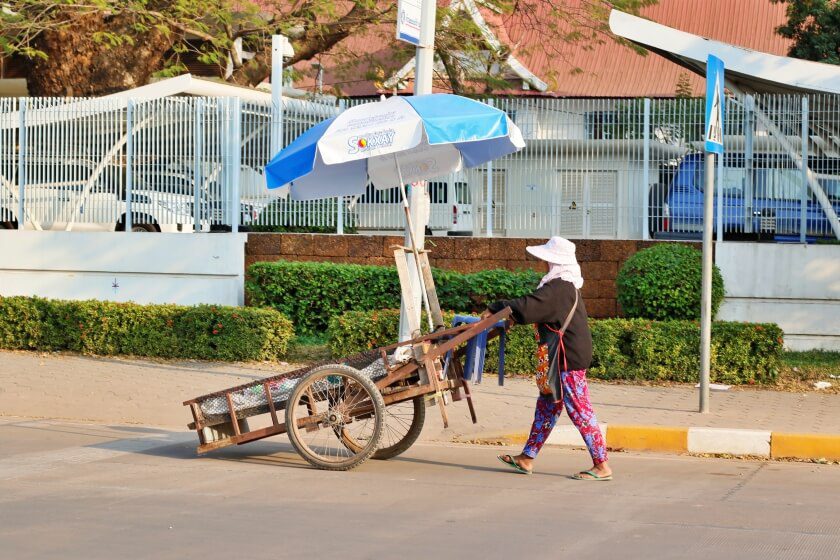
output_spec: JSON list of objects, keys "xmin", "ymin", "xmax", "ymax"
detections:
[
  {"xmin": 0, "ymin": 231, "xmax": 247, "ymax": 306},
  {"xmin": 246, "ymin": 233, "xmax": 695, "ymax": 318},
  {"xmin": 716, "ymin": 243, "xmax": 840, "ymax": 350}
]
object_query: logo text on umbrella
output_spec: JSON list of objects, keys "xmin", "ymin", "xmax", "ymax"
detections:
[{"xmin": 347, "ymin": 129, "xmax": 397, "ymax": 154}]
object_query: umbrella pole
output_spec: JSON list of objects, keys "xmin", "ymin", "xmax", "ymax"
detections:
[{"xmin": 394, "ymin": 155, "xmax": 434, "ymax": 332}]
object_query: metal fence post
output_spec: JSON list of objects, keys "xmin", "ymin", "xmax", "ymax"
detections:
[
  {"xmin": 800, "ymin": 96, "xmax": 809, "ymax": 244},
  {"xmin": 485, "ymin": 99, "xmax": 494, "ymax": 238},
  {"xmin": 231, "ymin": 98, "xmax": 242, "ymax": 233},
  {"xmin": 125, "ymin": 99, "xmax": 134, "ymax": 233},
  {"xmin": 716, "ymin": 135, "xmax": 724, "ymax": 242},
  {"xmin": 193, "ymin": 98, "xmax": 203, "ymax": 233},
  {"xmin": 17, "ymin": 98, "xmax": 26, "ymax": 230},
  {"xmin": 642, "ymin": 98, "xmax": 651, "ymax": 240},
  {"xmin": 744, "ymin": 95, "xmax": 754, "ymax": 234}
]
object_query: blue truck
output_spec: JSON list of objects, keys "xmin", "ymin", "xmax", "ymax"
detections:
[{"xmin": 652, "ymin": 152, "xmax": 840, "ymax": 241}]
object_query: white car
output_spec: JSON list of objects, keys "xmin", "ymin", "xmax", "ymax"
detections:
[
  {"xmin": 348, "ymin": 174, "xmax": 473, "ymax": 235},
  {"xmin": 0, "ymin": 160, "xmax": 258, "ymax": 232}
]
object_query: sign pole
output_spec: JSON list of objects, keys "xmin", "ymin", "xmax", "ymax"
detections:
[
  {"xmin": 700, "ymin": 55, "xmax": 724, "ymax": 413},
  {"xmin": 270, "ymin": 35, "xmax": 285, "ymax": 158},
  {"xmin": 700, "ymin": 150, "xmax": 714, "ymax": 413},
  {"xmin": 397, "ymin": 0, "xmax": 437, "ymax": 342}
]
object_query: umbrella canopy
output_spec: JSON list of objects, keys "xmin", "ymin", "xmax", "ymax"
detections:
[{"xmin": 265, "ymin": 94, "xmax": 525, "ymax": 200}]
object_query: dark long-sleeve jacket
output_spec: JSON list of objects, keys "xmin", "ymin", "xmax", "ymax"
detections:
[{"xmin": 487, "ymin": 278, "xmax": 593, "ymax": 372}]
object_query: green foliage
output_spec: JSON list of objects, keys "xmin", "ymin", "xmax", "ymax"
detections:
[
  {"xmin": 616, "ymin": 244, "xmax": 724, "ymax": 320},
  {"xmin": 773, "ymin": 0, "xmax": 840, "ymax": 64},
  {"xmin": 0, "ymin": 296, "xmax": 294, "ymax": 362},
  {"xmin": 588, "ymin": 319, "xmax": 782, "ymax": 384},
  {"xmin": 327, "ymin": 309, "xmax": 782, "ymax": 385},
  {"xmin": 328, "ymin": 309, "xmax": 431, "ymax": 357},
  {"xmin": 783, "ymin": 349, "xmax": 840, "ymax": 368},
  {"xmin": 246, "ymin": 260, "xmax": 540, "ymax": 337}
]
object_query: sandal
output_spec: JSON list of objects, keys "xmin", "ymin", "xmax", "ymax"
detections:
[
  {"xmin": 497, "ymin": 454, "xmax": 532, "ymax": 475},
  {"xmin": 572, "ymin": 470, "xmax": 613, "ymax": 481}
]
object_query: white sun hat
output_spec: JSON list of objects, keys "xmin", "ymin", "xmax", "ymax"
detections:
[{"xmin": 526, "ymin": 236, "xmax": 578, "ymax": 265}]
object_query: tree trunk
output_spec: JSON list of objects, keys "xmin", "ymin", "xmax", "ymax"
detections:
[
  {"xmin": 229, "ymin": 3, "xmax": 393, "ymax": 88},
  {"xmin": 27, "ymin": 12, "xmax": 174, "ymax": 97}
]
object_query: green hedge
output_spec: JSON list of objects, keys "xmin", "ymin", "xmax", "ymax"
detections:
[
  {"xmin": 327, "ymin": 309, "xmax": 783, "ymax": 385},
  {"xmin": 0, "ymin": 296, "xmax": 294, "ymax": 361},
  {"xmin": 617, "ymin": 243, "xmax": 725, "ymax": 320},
  {"xmin": 247, "ymin": 260, "xmax": 540, "ymax": 336}
]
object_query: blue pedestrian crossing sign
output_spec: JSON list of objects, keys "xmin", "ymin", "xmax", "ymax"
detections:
[{"xmin": 705, "ymin": 55, "xmax": 725, "ymax": 154}]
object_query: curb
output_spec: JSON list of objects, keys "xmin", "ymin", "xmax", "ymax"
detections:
[{"xmin": 458, "ymin": 425, "xmax": 840, "ymax": 461}]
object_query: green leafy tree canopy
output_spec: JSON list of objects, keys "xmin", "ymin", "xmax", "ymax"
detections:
[{"xmin": 773, "ymin": 0, "xmax": 840, "ymax": 64}]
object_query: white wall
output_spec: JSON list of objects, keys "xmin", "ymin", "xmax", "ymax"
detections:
[
  {"xmin": 0, "ymin": 231, "xmax": 246, "ymax": 307},
  {"xmin": 716, "ymin": 243, "xmax": 840, "ymax": 350}
]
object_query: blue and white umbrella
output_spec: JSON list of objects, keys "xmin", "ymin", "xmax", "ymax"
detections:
[
  {"xmin": 264, "ymin": 94, "xmax": 525, "ymax": 199},
  {"xmin": 265, "ymin": 94, "xmax": 525, "ymax": 334}
]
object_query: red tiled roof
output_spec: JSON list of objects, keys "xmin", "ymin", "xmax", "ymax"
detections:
[
  {"xmin": 286, "ymin": 0, "xmax": 793, "ymax": 97},
  {"xmin": 500, "ymin": 0, "xmax": 792, "ymax": 97}
]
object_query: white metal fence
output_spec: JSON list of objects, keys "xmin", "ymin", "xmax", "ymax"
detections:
[{"xmin": 1, "ymin": 93, "xmax": 839, "ymax": 240}]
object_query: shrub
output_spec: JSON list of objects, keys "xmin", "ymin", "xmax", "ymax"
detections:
[
  {"xmin": 247, "ymin": 260, "xmax": 540, "ymax": 336},
  {"xmin": 616, "ymin": 243, "xmax": 724, "ymax": 320},
  {"xmin": 0, "ymin": 296, "xmax": 294, "ymax": 361},
  {"xmin": 327, "ymin": 309, "xmax": 782, "ymax": 384}
]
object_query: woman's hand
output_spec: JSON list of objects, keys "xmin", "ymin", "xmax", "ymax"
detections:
[{"xmin": 480, "ymin": 309, "xmax": 492, "ymax": 320}]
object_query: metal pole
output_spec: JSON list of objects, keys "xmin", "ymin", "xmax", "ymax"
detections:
[
  {"xmin": 744, "ymin": 95, "xmax": 754, "ymax": 235},
  {"xmin": 716, "ymin": 142, "xmax": 724, "ymax": 242},
  {"xmin": 271, "ymin": 35, "xmax": 285, "ymax": 158},
  {"xmin": 800, "ymin": 96, "xmax": 809, "ymax": 244},
  {"xmin": 231, "ymin": 98, "xmax": 242, "ymax": 234},
  {"xmin": 17, "ymin": 99, "xmax": 25, "ymax": 230},
  {"xmin": 699, "ymin": 151, "xmax": 715, "ymax": 413},
  {"xmin": 486, "ymin": 160, "xmax": 494, "ymax": 237},
  {"xmin": 399, "ymin": 0, "xmax": 437, "ymax": 342},
  {"xmin": 125, "ymin": 100, "xmax": 133, "ymax": 233},
  {"xmin": 485, "ymin": 99, "xmax": 495, "ymax": 238},
  {"xmin": 642, "ymin": 98, "xmax": 651, "ymax": 240},
  {"xmin": 414, "ymin": 0, "xmax": 437, "ymax": 96},
  {"xmin": 193, "ymin": 99, "xmax": 203, "ymax": 233}
]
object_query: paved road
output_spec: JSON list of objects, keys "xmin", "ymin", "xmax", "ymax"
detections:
[{"xmin": 1, "ymin": 418, "xmax": 839, "ymax": 559}]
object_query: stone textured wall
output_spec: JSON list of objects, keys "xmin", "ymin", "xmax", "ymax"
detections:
[{"xmin": 246, "ymin": 233, "xmax": 693, "ymax": 318}]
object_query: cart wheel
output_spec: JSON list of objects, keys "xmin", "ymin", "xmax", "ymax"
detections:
[
  {"xmin": 338, "ymin": 395, "xmax": 426, "ymax": 460},
  {"xmin": 373, "ymin": 396, "xmax": 426, "ymax": 460},
  {"xmin": 285, "ymin": 364, "xmax": 384, "ymax": 471}
]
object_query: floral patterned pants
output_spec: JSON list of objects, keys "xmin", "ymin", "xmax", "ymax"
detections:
[{"xmin": 523, "ymin": 369, "xmax": 608, "ymax": 465}]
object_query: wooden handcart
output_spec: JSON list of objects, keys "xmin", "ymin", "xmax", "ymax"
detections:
[
  {"xmin": 183, "ymin": 308, "xmax": 510, "ymax": 470},
  {"xmin": 185, "ymin": 243, "xmax": 512, "ymax": 470}
]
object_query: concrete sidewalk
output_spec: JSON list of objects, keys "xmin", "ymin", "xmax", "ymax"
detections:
[
  {"xmin": 2, "ymin": 350, "xmax": 839, "ymax": 459},
  {"xmin": 441, "ymin": 376, "xmax": 840, "ymax": 460}
]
